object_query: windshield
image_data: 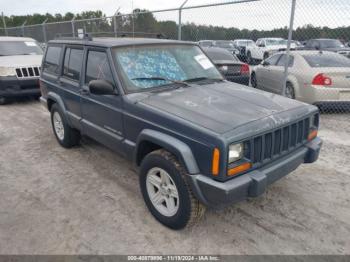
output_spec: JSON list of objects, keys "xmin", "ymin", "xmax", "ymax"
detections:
[
  {"xmin": 236, "ymin": 40, "xmax": 254, "ymax": 47},
  {"xmin": 320, "ymin": 39, "xmax": 344, "ymax": 48},
  {"xmin": 265, "ymin": 39, "xmax": 285, "ymax": 46},
  {"xmin": 303, "ymin": 53, "xmax": 350, "ymax": 67},
  {"xmin": 0, "ymin": 41, "xmax": 43, "ymax": 56},
  {"xmin": 113, "ymin": 44, "xmax": 223, "ymax": 92},
  {"xmin": 215, "ymin": 41, "xmax": 234, "ymax": 48}
]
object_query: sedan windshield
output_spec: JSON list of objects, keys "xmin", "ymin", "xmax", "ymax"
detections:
[
  {"xmin": 0, "ymin": 41, "xmax": 43, "ymax": 56},
  {"xmin": 113, "ymin": 44, "xmax": 223, "ymax": 92},
  {"xmin": 265, "ymin": 39, "xmax": 285, "ymax": 46}
]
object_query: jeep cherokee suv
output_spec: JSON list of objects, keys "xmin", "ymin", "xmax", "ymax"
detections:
[
  {"xmin": 0, "ymin": 36, "xmax": 43, "ymax": 104},
  {"xmin": 40, "ymin": 37, "xmax": 322, "ymax": 229}
]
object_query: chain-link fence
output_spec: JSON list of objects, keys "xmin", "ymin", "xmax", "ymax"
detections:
[{"xmin": 0, "ymin": 0, "xmax": 349, "ymax": 114}]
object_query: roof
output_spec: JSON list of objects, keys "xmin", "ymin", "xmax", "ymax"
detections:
[
  {"xmin": 279, "ymin": 50, "xmax": 336, "ymax": 55},
  {"xmin": 49, "ymin": 37, "xmax": 196, "ymax": 48},
  {"xmin": 0, "ymin": 36, "xmax": 36, "ymax": 42}
]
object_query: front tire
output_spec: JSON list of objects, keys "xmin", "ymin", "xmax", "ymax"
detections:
[
  {"xmin": 139, "ymin": 149, "xmax": 205, "ymax": 230},
  {"xmin": 247, "ymin": 51, "xmax": 254, "ymax": 65},
  {"xmin": 251, "ymin": 72, "xmax": 258, "ymax": 88},
  {"xmin": 50, "ymin": 103, "xmax": 81, "ymax": 148}
]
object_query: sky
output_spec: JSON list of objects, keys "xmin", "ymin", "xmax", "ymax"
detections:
[{"xmin": 1, "ymin": 0, "xmax": 349, "ymax": 30}]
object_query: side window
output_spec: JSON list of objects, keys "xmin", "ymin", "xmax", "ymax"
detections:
[
  {"xmin": 265, "ymin": 54, "xmax": 281, "ymax": 65},
  {"xmin": 85, "ymin": 51, "xmax": 114, "ymax": 85},
  {"xmin": 43, "ymin": 46, "xmax": 62, "ymax": 75},
  {"xmin": 276, "ymin": 55, "xmax": 294, "ymax": 67},
  {"xmin": 63, "ymin": 48, "xmax": 83, "ymax": 81}
]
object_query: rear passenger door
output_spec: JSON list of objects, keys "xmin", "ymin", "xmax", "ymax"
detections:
[
  {"xmin": 59, "ymin": 46, "xmax": 84, "ymax": 129},
  {"xmin": 80, "ymin": 47, "xmax": 124, "ymax": 154}
]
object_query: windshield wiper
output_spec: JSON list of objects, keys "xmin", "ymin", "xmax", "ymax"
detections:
[
  {"xmin": 131, "ymin": 77, "xmax": 190, "ymax": 87},
  {"xmin": 184, "ymin": 77, "xmax": 224, "ymax": 83}
]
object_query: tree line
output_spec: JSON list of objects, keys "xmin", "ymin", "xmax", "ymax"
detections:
[{"xmin": 2, "ymin": 10, "xmax": 349, "ymax": 42}]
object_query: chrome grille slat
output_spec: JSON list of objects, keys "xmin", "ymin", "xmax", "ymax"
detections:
[{"xmin": 15, "ymin": 66, "xmax": 41, "ymax": 78}]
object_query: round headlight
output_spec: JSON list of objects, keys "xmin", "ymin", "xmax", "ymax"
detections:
[{"xmin": 228, "ymin": 143, "xmax": 243, "ymax": 163}]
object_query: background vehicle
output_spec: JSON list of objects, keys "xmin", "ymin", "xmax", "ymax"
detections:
[
  {"xmin": 0, "ymin": 36, "xmax": 43, "ymax": 104},
  {"xmin": 232, "ymin": 39, "xmax": 255, "ymax": 62},
  {"xmin": 203, "ymin": 47, "xmax": 250, "ymax": 85},
  {"xmin": 246, "ymin": 38, "xmax": 288, "ymax": 64},
  {"xmin": 198, "ymin": 40, "xmax": 215, "ymax": 47},
  {"xmin": 212, "ymin": 40, "xmax": 239, "ymax": 55},
  {"xmin": 303, "ymin": 38, "xmax": 350, "ymax": 58},
  {"xmin": 251, "ymin": 50, "xmax": 350, "ymax": 109},
  {"xmin": 40, "ymin": 37, "xmax": 321, "ymax": 230}
]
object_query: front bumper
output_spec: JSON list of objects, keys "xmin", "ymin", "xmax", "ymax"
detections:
[
  {"xmin": 0, "ymin": 76, "xmax": 40, "ymax": 97},
  {"xmin": 187, "ymin": 137, "xmax": 322, "ymax": 208}
]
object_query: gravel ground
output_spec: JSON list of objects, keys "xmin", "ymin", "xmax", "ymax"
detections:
[{"xmin": 0, "ymin": 100, "xmax": 349, "ymax": 255}]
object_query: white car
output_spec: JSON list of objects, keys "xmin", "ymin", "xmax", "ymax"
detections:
[
  {"xmin": 0, "ymin": 36, "xmax": 43, "ymax": 104},
  {"xmin": 246, "ymin": 38, "xmax": 288, "ymax": 64}
]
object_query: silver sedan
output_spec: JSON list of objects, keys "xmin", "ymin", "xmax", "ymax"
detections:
[{"xmin": 250, "ymin": 50, "xmax": 350, "ymax": 106}]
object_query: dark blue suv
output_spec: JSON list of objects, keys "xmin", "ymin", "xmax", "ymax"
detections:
[{"xmin": 40, "ymin": 37, "xmax": 322, "ymax": 229}]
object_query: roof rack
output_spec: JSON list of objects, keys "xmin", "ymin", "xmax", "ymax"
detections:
[{"xmin": 54, "ymin": 33, "xmax": 93, "ymax": 41}]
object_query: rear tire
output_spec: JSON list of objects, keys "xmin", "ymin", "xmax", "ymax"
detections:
[
  {"xmin": 263, "ymin": 52, "xmax": 269, "ymax": 60},
  {"xmin": 0, "ymin": 97, "xmax": 7, "ymax": 105},
  {"xmin": 285, "ymin": 82, "xmax": 295, "ymax": 99},
  {"xmin": 247, "ymin": 51, "xmax": 254, "ymax": 65},
  {"xmin": 139, "ymin": 149, "xmax": 205, "ymax": 230},
  {"xmin": 50, "ymin": 103, "xmax": 81, "ymax": 148}
]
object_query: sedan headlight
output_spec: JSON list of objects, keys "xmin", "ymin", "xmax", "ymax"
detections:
[
  {"xmin": 0, "ymin": 67, "xmax": 16, "ymax": 77},
  {"xmin": 228, "ymin": 143, "xmax": 243, "ymax": 163}
]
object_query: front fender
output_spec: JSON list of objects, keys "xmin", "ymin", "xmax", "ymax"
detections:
[
  {"xmin": 136, "ymin": 129, "xmax": 200, "ymax": 174},
  {"xmin": 47, "ymin": 92, "xmax": 71, "ymax": 125}
]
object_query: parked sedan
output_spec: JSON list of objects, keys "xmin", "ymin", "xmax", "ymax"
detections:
[
  {"xmin": 203, "ymin": 47, "xmax": 250, "ymax": 85},
  {"xmin": 250, "ymin": 50, "xmax": 350, "ymax": 109},
  {"xmin": 303, "ymin": 39, "xmax": 350, "ymax": 58}
]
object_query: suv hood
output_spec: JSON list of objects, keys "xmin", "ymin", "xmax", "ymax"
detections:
[
  {"xmin": 0, "ymin": 55, "xmax": 42, "ymax": 67},
  {"xmin": 139, "ymin": 82, "xmax": 308, "ymax": 134}
]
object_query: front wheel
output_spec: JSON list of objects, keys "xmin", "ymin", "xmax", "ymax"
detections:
[
  {"xmin": 139, "ymin": 149, "xmax": 205, "ymax": 230},
  {"xmin": 0, "ymin": 97, "xmax": 7, "ymax": 105},
  {"xmin": 50, "ymin": 103, "xmax": 81, "ymax": 148},
  {"xmin": 251, "ymin": 72, "xmax": 258, "ymax": 88}
]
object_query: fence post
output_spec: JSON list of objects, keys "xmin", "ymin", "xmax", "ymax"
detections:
[
  {"xmin": 71, "ymin": 17, "xmax": 76, "ymax": 37},
  {"xmin": 282, "ymin": 0, "xmax": 297, "ymax": 97},
  {"xmin": 42, "ymin": 18, "xmax": 48, "ymax": 43},
  {"xmin": 178, "ymin": 0, "xmax": 188, "ymax": 40},
  {"xmin": 113, "ymin": 8, "xmax": 121, "ymax": 38},
  {"xmin": 1, "ymin": 12, "xmax": 8, "ymax": 36},
  {"xmin": 21, "ymin": 20, "xmax": 27, "ymax": 37}
]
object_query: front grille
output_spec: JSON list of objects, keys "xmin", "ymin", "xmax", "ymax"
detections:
[
  {"xmin": 15, "ymin": 67, "xmax": 41, "ymax": 78},
  {"xmin": 244, "ymin": 117, "xmax": 311, "ymax": 165}
]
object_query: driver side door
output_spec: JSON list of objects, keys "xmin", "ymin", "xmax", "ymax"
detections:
[{"xmin": 80, "ymin": 47, "xmax": 125, "ymax": 155}]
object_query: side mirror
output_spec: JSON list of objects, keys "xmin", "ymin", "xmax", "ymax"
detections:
[
  {"xmin": 262, "ymin": 60, "xmax": 270, "ymax": 66},
  {"xmin": 88, "ymin": 80, "xmax": 115, "ymax": 95}
]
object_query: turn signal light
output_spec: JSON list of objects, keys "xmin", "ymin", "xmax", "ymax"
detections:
[
  {"xmin": 227, "ymin": 162, "xmax": 252, "ymax": 176},
  {"xmin": 308, "ymin": 129, "xmax": 318, "ymax": 141},
  {"xmin": 212, "ymin": 148, "xmax": 220, "ymax": 176}
]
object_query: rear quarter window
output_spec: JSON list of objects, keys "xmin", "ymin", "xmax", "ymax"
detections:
[
  {"xmin": 43, "ymin": 46, "xmax": 62, "ymax": 75},
  {"xmin": 63, "ymin": 48, "xmax": 84, "ymax": 81},
  {"xmin": 303, "ymin": 53, "xmax": 350, "ymax": 67}
]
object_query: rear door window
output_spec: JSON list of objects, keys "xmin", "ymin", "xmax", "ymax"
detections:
[
  {"xmin": 276, "ymin": 54, "xmax": 294, "ymax": 67},
  {"xmin": 63, "ymin": 47, "xmax": 83, "ymax": 81},
  {"xmin": 265, "ymin": 54, "xmax": 281, "ymax": 65},
  {"xmin": 43, "ymin": 46, "xmax": 62, "ymax": 75},
  {"xmin": 303, "ymin": 53, "xmax": 350, "ymax": 67}
]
